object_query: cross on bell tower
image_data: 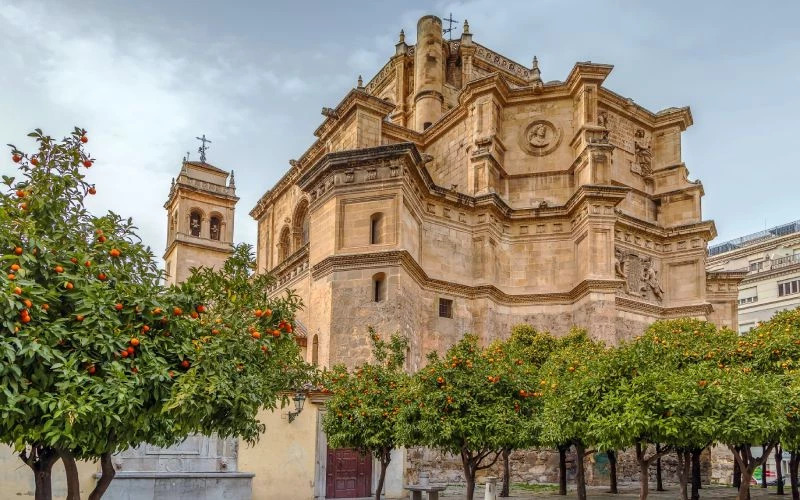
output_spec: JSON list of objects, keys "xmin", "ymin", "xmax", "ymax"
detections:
[{"xmin": 196, "ymin": 134, "xmax": 212, "ymax": 163}]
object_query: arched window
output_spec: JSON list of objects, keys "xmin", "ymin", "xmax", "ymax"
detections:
[
  {"xmin": 209, "ymin": 215, "xmax": 221, "ymax": 241},
  {"xmin": 311, "ymin": 334, "xmax": 319, "ymax": 366},
  {"xmin": 277, "ymin": 226, "xmax": 291, "ymax": 263},
  {"xmin": 189, "ymin": 210, "xmax": 202, "ymax": 237},
  {"xmin": 372, "ymin": 272, "xmax": 386, "ymax": 302},
  {"xmin": 370, "ymin": 213, "xmax": 384, "ymax": 245},
  {"xmin": 293, "ymin": 200, "xmax": 310, "ymax": 251}
]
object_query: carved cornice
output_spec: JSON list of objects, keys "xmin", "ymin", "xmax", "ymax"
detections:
[
  {"xmin": 310, "ymin": 249, "xmax": 624, "ymax": 305},
  {"xmin": 615, "ymin": 296, "xmax": 713, "ymax": 317},
  {"xmin": 599, "ymin": 87, "xmax": 692, "ymax": 131},
  {"xmin": 162, "ymin": 233, "xmax": 234, "ymax": 260},
  {"xmin": 615, "ymin": 212, "xmax": 717, "ymax": 243},
  {"xmin": 473, "ymin": 43, "xmax": 532, "ymax": 83}
]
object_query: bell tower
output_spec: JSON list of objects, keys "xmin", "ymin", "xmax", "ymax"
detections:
[{"xmin": 163, "ymin": 157, "xmax": 238, "ymax": 285}]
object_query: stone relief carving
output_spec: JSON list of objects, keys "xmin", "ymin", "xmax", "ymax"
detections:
[
  {"xmin": 520, "ymin": 120, "xmax": 561, "ymax": 156},
  {"xmin": 615, "ymin": 247, "xmax": 663, "ymax": 302},
  {"xmin": 597, "ymin": 111, "xmax": 608, "ymax": 128}
]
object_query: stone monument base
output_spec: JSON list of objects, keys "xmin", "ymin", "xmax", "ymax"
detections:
[{"xmin": 98, "ymin": 471, "xmax": 254, "ymax": 500}]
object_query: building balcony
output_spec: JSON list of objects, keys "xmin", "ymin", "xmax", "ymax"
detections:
[{"xmin": 737, "ymin": 253, "xmax": 800, "ymax": 279}]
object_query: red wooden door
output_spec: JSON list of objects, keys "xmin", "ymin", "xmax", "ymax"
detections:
[{"xmin": 326, "ymin": 447, "xmax": 372, "ymax": 498}]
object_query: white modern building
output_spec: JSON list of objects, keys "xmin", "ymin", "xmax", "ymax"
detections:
[{"xmin": 707, "ymin": 220, "xmax": 800, "ymax": 333}]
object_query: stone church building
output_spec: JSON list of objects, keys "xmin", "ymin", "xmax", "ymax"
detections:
[
  {"xmin": 10, "ymin": 14, "xmax": 741, "ymax": 500},
  {"xmin": 239, "ymin": 15, "xmax": 742, "ymax": 499}
]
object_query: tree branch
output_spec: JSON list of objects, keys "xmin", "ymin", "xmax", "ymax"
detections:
[{"xmin": 476, "ymin": 450, "xmax": 502, "ymax": 471}]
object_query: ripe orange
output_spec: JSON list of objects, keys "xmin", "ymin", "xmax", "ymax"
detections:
[
  {"xmin": 70, "ymin": 257, "xmax": 78, "ymax": 264},
  {"xmin": 115, "ymin": 303, "xmax": 123, "ymax": 311},
  {"xmin": 251, "ymin": 331, "xmax": 261, "ymax": 339},
  {"xmin": 97, "ymin": 272, "xmax": 107, "ymax": 281},
  {"xmin": 87, "ymin": 364, "xmax": 96, "ymax": 375},
  {"xmin": 54, "ymin": 265, "xmax": 64, "ymax": 273},
  {"xmin": 254, "ymin": 309, "xmax": 263, "ymax": 317},
  {"xmin": 23, "ymin": 299, "xmax": 32, "ymax": 308},
  {"xmin": 172, "ymin": 307, "xmax": 182, "ymax": 316},
  {"xmin": 211, "ymin": 329, "xmax": 220, "ymax": 335},
  {"xmin": 180, "ymin": 360, "xmax": 190, "ymax": 369},
  {"xmin": 196, "ymin": 304, "xmax": 206, "ymax": 313},
  {"xmin": 13, "ymin": 287, "xmax": 22, "ymax": 295},
  {"xmin": 76, "ymin": 314, "xmax": 84, "ymax": 321},
  {"xmin": 190, "ymin": 311, "xmax": 199, "ymax": 319},
  {"xmin": 12, "ymin": 154, "xmax": 21, "ymax": 163},
  {"xmin": 16, "ymin": 190, "xmax": 25, "ymax": 198},
  {"xmin": 65, "ymin": 282, "xmax": 74, "ymax": 290},
  {"xmin": 30, "ymin": 157, "xmax": 39, "ymax": 166},
  {"xmin": 126, "ymin": 346, "xmax": 135, "ymax": 354},
  {"xmin": 42, "ymin": 303, "xmax": 49, "ymax": 310},
  {"xmin": 80, "ymin": 135, "xmax": 88, "ymax": 143},
  {"xmin": 7, "ymin": 273, "xmax": 15, "ymax": 280},
  {"xmin": 84, "ymin": 261, "xmax": 91, "ymax": 267},
  {"xmin": 264, "ymin": 308, "xmax": 272, "ymax": 317},
  {"xmin": 98, "ymin": 235, "xmax": 107, "ymax": 243},
  {"xmin": 109, "ymin": 248, "xmax": 121, "ymax": 258},
  {"xmin": 83, "ymin": 160, "xmax": 92, "ymax": 168},
  {"xmin": 20, "ymin": 314, "xmax": 31, "ymax": 324},
  {"xmin": 142, "ymin": 325, "xmax": 150, "ymax": 333},
  {"xmin": 121, "ymin": 350, "xmax": 129, "ymax": 358},
  {"xmin": 13, "ymin": 247, "xmax": 23, "ymax": 255}
]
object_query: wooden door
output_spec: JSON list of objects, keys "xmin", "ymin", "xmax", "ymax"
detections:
[{"xmin": 326, "ymin": 447, "xmax": 372, "ymax": 498}]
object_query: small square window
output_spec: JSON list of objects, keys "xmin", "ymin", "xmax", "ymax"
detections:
[{"xmin": 438, "ymin": 298, "xmax": 453, "ymax": 318}]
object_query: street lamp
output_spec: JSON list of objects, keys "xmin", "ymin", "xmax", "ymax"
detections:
[{"xmin": 288, "ymin": 390, "xmax": 306, "ymax": 423}]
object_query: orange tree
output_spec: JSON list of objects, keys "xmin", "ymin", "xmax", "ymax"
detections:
[
  {"xmin": 321, "ymin": 328, "xmax": 410, "ymax": 500},
  {"xmin": 0, "ymin": 130, "xmax": 307, "ymax": 500},
  {"xmin": 734, "ymin": 308, "xmax": 800, "ymax": 499},
  {"xmin": 539, "ymin": 328, "xmax": 608, "ymax": 500},
  {"xmin": 397, "ymin": 334, "xmax": 538, "ymax": 500},
  {"xmin": 589, "ymin": 319, "xmax": 740, "ymax": 500},
  {"xmin": 498, "ymin": 325, "xmax": 559, "ymax": 496}
]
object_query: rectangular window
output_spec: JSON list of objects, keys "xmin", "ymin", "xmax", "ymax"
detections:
[
  {"xmin": 738, "ymin": 287, "xmax": 757, "ymax": 305},
  {"xmin": 749, "ymin": 260, "xmax": 763, "ymax": 272},
  {"xmin": 438, "ymin": 298, "xmax": 453, "ymax": 318},
  {"xmin": 778, "ymin": 279, "xmax": 800, "ymax": 297}
]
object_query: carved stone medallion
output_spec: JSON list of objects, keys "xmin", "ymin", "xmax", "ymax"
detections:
[{"xmin": 521, "ymin": 120, "xmax": 561, "ymax": 156}]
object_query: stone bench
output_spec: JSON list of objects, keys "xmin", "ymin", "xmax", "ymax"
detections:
[{"xmin": 405, "ymin": 484, "xmax": 447, "ymax": 500}]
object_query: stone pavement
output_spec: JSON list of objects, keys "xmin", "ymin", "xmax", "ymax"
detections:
[{"xmin": 431, "ymin": 484, "xmax": 776, "ymax": 499}]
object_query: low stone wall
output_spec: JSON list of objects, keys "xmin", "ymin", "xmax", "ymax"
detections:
[{"xmin": 406, "ymin": 445, "xmax": 716, "ymax": 488}]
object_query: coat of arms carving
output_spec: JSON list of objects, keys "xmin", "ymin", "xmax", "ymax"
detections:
[{"xmin": 615, "ymin": 247, "xmax": 664, "ymax": 302}]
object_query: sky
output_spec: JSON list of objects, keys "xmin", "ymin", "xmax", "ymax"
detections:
[{"xmin": 1, "ymin": 0, "xmax": 798, "ymax": 259}]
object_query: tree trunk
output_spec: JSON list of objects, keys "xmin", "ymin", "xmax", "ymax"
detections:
[
  {"xmin": 776, "ymin": 445, "xmax": 784, "ymax": 496},
  {"xmin": 607, "ymin": 450, "xmax": 618, "ymax": 494},
  {"xmin": 730, "ymin": 443, "xmax": 776, "ymax": 500},
  {"xmin": 691, "ymin": 448, "xmax": 702, "ymax": 500},
  {"xmin": 733, "ymin": 446, "xmax": 742, "ymax": 488},
  {"xmin": 656, "ymin": 444, "xmax": 664, "ymax": 491},
  {"xmin": 500, "ymin": 448, "xmax": 511, "ymax": 497},
  {"xmin": 677, "ymin": 450, "xmax": 691, "ymax": 500},
  {"xmin": 20, "ymin": 445, "xmax": 60, "ymax": 500},
  {"xmin": 374, "ymin": 448, "xmax": 391, "ymax": 500},
  {"xmin": 558, "ymin": 444, "xmax": 568, "ymax": 495},
  {"xmin": 58, "ymin": 450, "xmax": 81, "ymax": 500},
  {"xmin": 789, "ymin": 451, "xmax": 799, "ymax": 500},
  {"xmin": 762, "ymin": 447, "xmax": 768, "ymax": 489},
  {"xmin": 461, "ymin": 448, "xmax": 476, "ymax": 500},
  {"xmin": 575, "ymin": 442, "xmax": 587, "ymax": 500},
  {"xmin": 88, "ymin": 452, "xmax": 116, "ymax": 500}
]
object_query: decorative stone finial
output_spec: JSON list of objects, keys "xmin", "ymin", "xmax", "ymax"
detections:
[
  {"xmin": 357, "ymin": 75, "xmax": 364, "ymax": 88},
  {"xmin": 399, "ymin": 29, "xmax": 405, "ymax": 43},
  {"xmin": 463, "ymin": 19, "xmax": 470, "ymax": 34},
  {"xmin": 170, "ymin": 177, "xmax": 175, "ymax": 188},
  {"xmin": 289, "ymin": 159, "xmax": 298, "ymax": 167},
  {"xmin": 228, "ymin": 170, "xmax": 235, "ymax": 189},
  {"xmin": 531, "ymin": 56, "xmax": 541, "ymax": 79}
]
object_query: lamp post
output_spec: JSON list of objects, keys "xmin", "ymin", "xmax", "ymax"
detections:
[{"xmin": 288, "ymin": 390, "xmax": 306, "ymax": 423}]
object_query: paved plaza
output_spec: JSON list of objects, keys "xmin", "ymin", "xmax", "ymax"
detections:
[{"xmin": 430, "ymin": 484, "xmax": 778, "ymax": 499}]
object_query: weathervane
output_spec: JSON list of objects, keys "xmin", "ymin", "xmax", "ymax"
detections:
[
  {"xmin": 196, "ymin": 134, "xmax": 212, "ymax": 163},
  {"xmin": 442, "ymin": 13, "xmax": 458, "ymax": 40}
]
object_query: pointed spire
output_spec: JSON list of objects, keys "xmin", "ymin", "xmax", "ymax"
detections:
[
  {"xmin": 399, "ymin": 29, "xmax": 405, "ymax": 43},
  {"xmin": 170, "ymin": 177, "xmax": 175, "ymax": 188},
  {"xmin": 228, "ymin": 170, "xmax": 236, "ymax": 189},
  {"xmin": 463, "ymin": 19, "xmax": 470, "ymax": 34},
  {"xmin": 357, "ymin": 75, "xmax": 364, "ymax": 88}
]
